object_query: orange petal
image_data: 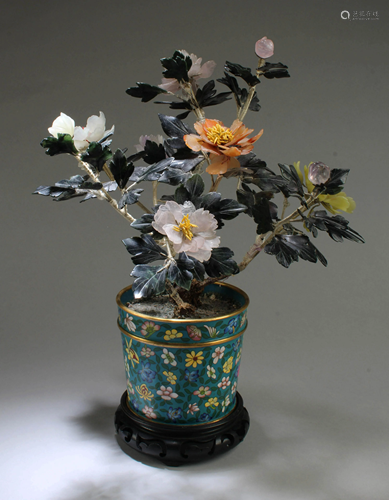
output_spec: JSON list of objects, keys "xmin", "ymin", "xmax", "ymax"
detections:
[
  {"xmin": 220, "ymin": 146, "xmax": 241, "ymax": 157},
  {"xmin": 206, "ymin": 155, "xmax": 230, "ymax": 175},
  {"xmin": 184, "ymin": 134, "xmax": 202, "ymax": 151}
]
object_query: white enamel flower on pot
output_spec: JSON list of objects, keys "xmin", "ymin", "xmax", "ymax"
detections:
[
  {"xmin": 48, "ymin": 111, "xmax": 114, "ymax": 152},
  {"xmin": 152, "ymin": 200, "xmax": 220, "ymax": 262}
]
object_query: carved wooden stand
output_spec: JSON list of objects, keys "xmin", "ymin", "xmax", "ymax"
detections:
[{"xmin": 114, "ymin": 391, "xmax": 250, "ymax": 466}]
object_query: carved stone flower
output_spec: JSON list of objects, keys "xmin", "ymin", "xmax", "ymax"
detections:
[
  {"xmin": 152, "ymin": 200, "xmax": 220, "ymax": 262},
  {"xmin": 255, "ymin": 36, "xmax": 274, "ymax": 59},
  {"xmin": 184, "ymin": 119, "xmax": 263, "ymax": 174},
  {"xmin": 159, "ymin": 50, "xmax": 216, "ymax": 93},
  {"xmin": 48, "ymin": 111, "xmax": 114, "ymax": 152}
]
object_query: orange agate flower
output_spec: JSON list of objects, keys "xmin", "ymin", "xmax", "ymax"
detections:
[{"xmin": 184, "ymin": 119, "xmax": 263, "ymax": 174}]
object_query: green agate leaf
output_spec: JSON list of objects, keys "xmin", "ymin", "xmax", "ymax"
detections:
[
  {"xmin": 131, "ymin": 265, "xmax": 167, "ymax": 298},
  {"xmin": 160, "ymin": 51, "xmax": 192, "ymax": 82},
  {"xmin": 40, "ymin": 133, "xmax": 78, "ymax": 156},
  {"xmin": 126, "ymin": 83, "xmax": 168, "ymax": 102},
  {"xmin": 224, "ymin": 61, "xmax": 260, "ymax": 87},
  {"xmin": 81, "ymin": 142, "xmax": 112, "ymax": 172},
  {"xmin": 122, "ymin": 234, "xmax": 167, "ymax": 264},
  {"xmin": 203, "ymin": 248, "xmax": 239, "ymax": 277},
  {"xmin": 109, "ymin": 149, "xmax": 134, "ymax": 189}
]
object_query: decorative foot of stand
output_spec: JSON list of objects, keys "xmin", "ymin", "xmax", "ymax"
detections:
[{"xmin": 114, "ymin": 391, "xmax": 250, "ymax": 466}]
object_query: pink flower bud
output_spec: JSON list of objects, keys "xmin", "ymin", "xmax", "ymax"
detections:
[
  {"xmin": 308, "ymin": 162, "xmax": 331, "ymax": 185},
  {"xmin": 255, "ymin": 37, "xmax": 274, "ymax": 59}
]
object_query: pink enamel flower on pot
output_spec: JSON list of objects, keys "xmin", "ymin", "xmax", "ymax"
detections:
[
  {"xmin": 156, "ymin": 386, "xmax": 178, "ymax": 400},
  {"xmin": 187, "ymin": 325, "xmax": 202, "ymax": 341},
  {"xmin": 152, "ymin": 200, "xmax": 220, "ymax": 262}
]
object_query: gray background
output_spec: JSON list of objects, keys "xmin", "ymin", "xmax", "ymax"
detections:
[{"xmin": 1, "ymin": 0, "xmax": 388, "ymax": 499}]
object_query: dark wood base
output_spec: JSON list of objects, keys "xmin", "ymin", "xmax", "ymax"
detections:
[{"xmin": 114, "ymin": 391, "xmax": 250, "ymax": 466}]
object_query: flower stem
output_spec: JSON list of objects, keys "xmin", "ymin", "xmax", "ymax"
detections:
[
  {"xmin": 238, "ymin": 86, "xmax": 256, "ymax": 122},
  {"xmin": 238, "ymin": 192, "xmax": 321, "ymax": 271},
  {"xmin": 77, "ymin": 159, "xmax": 135, "ymax": 223}
]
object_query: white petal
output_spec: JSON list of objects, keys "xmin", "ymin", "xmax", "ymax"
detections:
[
  {"xmin": 48, "ymin": 112, "xmax": 75, "ymax": 137},
  {"xmin": 85, "ymin": 112, "xmax": 106, "ymax": 142}
]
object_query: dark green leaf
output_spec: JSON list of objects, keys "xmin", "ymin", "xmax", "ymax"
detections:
[
  {"xmin": 33, "ymin": 175, "xmax": 103, "ymax": 202},
  {"xmin": 40, "ymin": 133, "xmax": 78, "ymax": 156},
  {"xmin": 81, "ymin": 181, "xmax": 117, "ymax": 202},
  {"xmin": 122, "ymin": 234, "xmax": 167, "ymax": 264},
  {"xmin": 224, "ymin": 61, "xmax": 260, "ymax": 86},
  {"xmin": 160, "ymin": 50, "xmax": 192, "ymax": 82},
  {"xmin": 212, "ymin": 198, "xmax": 247, "ymax": 220},
  {"xmin": 185, "ymin": 174, "xmax": 205, "ymax": 198},
  {"xmin": 322, "ymin": 169, "xmax": 350, "ymax": 195},
  {"xmin": 158, "ymin": 114, "xmax": 193, "ymax": 142},
  {"xmin": 278, "ymin": 163, "xmax": 304, "ymax": 197},
  {"xmin": 126, "ymin": 82, "xmax": 168, "ymax": 102},
  {"xmin": 167, "ymin": 259, "xmax": 193, "ymax": 290},
  {"xmin": 81, "ymin": 142, "xmax": 112, "ymax": 173},
  {"xmin": 259, "ymin": 62, "xmax": 290, "ymax": 79},
  {"xmin": 217, "ymin": 73, "xmax": 242, "ymax": 106},
  {"xmin": 203, "ymin": 248, "xmax": 239, "ymax": 277},
  {"xmin": 143, "ymin": 140, "xmax": 166, "ymax": 165},
  {"xmin": 131, "ymin": 213, "xmax": 155, "ymax": 234},
  {"xmin": 305, "ymin": 210, "xmax": 365, "ymax": 243},
  {"xmin": 109, "ymin": 149, "xmax": 134, "ymax": 189},
  {"xmin": 158, "ymin": 167, "xmax": 192, "ymax": 186},
  {"xmin": 187, "ymin": 256, "xmax": 205, "ymax": 281},
  {"xmin": 118, "ymin": 189, "xmax": 144, "ymax": 209},
  {"xmin": 264, "ymin": 234, "xmax": 327, "ymax": 268},
  {"xmin": 133, "ymin": 157, "xmax": 174, "ymax": 184},
  {"xmin": 131, "ymin": 265, "xmax": 167, "ymax": 298}
]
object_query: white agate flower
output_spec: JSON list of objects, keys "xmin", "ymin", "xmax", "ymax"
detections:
[
  {"xmin": 159, "ymin": 51, "xmax": 216, "ymax": 93},
  {"xmin": 152, "ymin": 200, "xmax": 220, "ymax": 262},
  {"xmin": 48, "ymin": 112, "xmax": 114, "ymax": 152},
  {"xmin": 48, "ymin": 112, "xmax": 75, "ymax": 138},
  {"xmin": 73, "ymin": 111, "xmax": 114, "ymax": 151},
  {"xmin": 135, "ymin": 134, "xmax": 164, "ymax": 152}
]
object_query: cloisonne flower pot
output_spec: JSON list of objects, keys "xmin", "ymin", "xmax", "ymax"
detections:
[{"xmin": 114, "ymin": 282, "xmax": 250, "ymax": 466}]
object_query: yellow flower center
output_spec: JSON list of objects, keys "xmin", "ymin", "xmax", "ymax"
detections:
[
  {"xmin": 173, "ymin": 214, "xmax": 197, "ymax": 240},
  {"xmin": 206, "ymin": 123, "xmax": 234, "ymax": 145}
]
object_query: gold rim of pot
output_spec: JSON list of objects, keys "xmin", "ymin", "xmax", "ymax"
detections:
[{"xmin": 116, "ymin": 282, "xmax": 249, "ymax": 323}]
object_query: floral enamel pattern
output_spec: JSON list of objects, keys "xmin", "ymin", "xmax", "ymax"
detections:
[
  {"xmin": 117, "ymin": 283, "xmax": 248, "ymax": 425},
  {"xmin": 120, "ymin": 331, "xmax": 244, "ymax": 424},
  {"xmin": 117, "ymin": 285, "xmax": 248, "ymax": 345}
]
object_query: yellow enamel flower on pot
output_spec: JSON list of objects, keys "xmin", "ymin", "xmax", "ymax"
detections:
[
  {"xmin": 185, "ymin": 351, "xmax": 204, "ymax": 368},
  {"xmin": 135, "ymin": 384, "xmax": 154, "ymax": 401},
  {"xmin": 294, "ymin": 161, "xmax": 356, "ymax": 214},
  {"xmin": 163, "ymin": 329, "xmax": 183, "ymax": 341},
  {"xmin": 223, "ymin": 356, "xmax": 234, "ymax": 374}
]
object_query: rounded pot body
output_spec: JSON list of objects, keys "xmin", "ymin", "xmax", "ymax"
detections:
[{"xmin": 116, "ymin": 283, "xmax": 249, "ymax": 426}]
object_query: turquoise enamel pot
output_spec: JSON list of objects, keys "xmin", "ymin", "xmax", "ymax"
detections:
[{"xmin": 116, "ymin": 282, "xmax": 249, "ymax": 426}]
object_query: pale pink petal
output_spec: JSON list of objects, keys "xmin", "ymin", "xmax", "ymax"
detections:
[
  {"xmin": 199, "ymin": 60, "xmax": 216, "ymax": 79},
  {"xmin": 164, "ymin": 224, "xmax": 184, "ymax": 245},
  {"xmin": 159, "ymin": 78, "xmax": 181, "ymax": 93}
]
